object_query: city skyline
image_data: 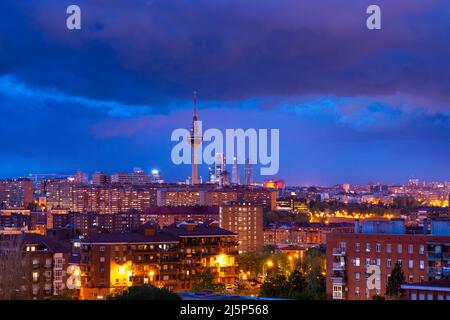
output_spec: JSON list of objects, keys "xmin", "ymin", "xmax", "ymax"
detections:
[{"xmin": 1, "ymin": 1, "xmax": 450, "ymax": 185}]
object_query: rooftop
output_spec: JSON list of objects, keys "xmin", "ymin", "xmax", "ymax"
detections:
[{"xmin": 80, "ymin": 232, "xmax": 178, "ymax": 244}]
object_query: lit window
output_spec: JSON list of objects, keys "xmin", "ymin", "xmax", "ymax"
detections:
[
  {"xmin": 366, "ymin": 243, "xmax": 371, "ymax": 252},
  {"xmin": 419, "ymin": 260, "xmax": 424, "ymax": 270},
  {"xmin": 387, "ymin": 259, "xmax": 392, "ymax": 268}
]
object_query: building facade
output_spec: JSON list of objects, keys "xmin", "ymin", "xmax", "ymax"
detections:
[
  {"xmin": 326, "ymin": 219, "xmax": 450, "ymax": 300},
  {"xmin": 219, "ymin": 202, "xmax": 264, "ymax": 253},
  {"xmin": 79, "ymin": 221, "xmax": 238, "ymax": 299}
]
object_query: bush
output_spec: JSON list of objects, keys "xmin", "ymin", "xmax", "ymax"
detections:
[{"xmin": 108, "ymin": 285, "xmax": 181, "ymax": 300}]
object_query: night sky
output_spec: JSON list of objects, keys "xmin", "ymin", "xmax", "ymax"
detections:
[{"xmin": 0, "ymin": 0, "xmax": 449, "ymax": 185}]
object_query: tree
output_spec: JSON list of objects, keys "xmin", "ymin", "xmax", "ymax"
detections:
[
  {"xmin": 108, "ymin": 285, "xmax": 181, "ymax": 300},
  {"xmin": 0, "ymin": 234, "xmax": 31, "ymax": 300},
  {"xmin": 301, "ymin": 248, "xmax": 326, "ymax": 298},
  {"xmin": 259, "ymin": 274, "xmax": 289, "ymax": 298},
  {"xmin": 236, "ymin": 252, "xmax": 263, "ymax": 277},
  {"xmin": 287, "ymin": 269, "xmax": 307, "ymax": 298},
  {"xmin": 386, "ymin": 261, "xmax": 405, "ymax": 299},
  {"xmin": 47, "ymin": 288, "xmax": 78, "ymax": 300},
  {"xmin": 191, "ymin": 269, "xmax": 226, "ymax": 293}
]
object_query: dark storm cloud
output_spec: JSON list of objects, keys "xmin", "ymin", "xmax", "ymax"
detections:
[
  {"xmin": 0, "ymin": 0, "xmax": 449, "ymax": 183},
  {"xmin": 1, "ymin": 0, "xmax": 450, "ymax": 110}
]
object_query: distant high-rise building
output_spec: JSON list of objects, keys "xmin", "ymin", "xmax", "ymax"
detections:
[
  {"xmin": 244, "ymin": 158, "xmax": 253, "ymax": 185},
  {"xmin": 74, "ymin": 170, "xmax": 88, "ymax": 184},
  {"xmin": 0, "ymin": 178, "xmax": 34, "ymax": 208},
  {"xmin": 150, "ymin": 169, "xmax": 164, "ymax": 183},
  {"xmin": 214, "ymin": 153, "xmax": 226, "ymax": 186},
  {"xmin": 231, "ymin": 157, "xmax": 240, "ymax": 185},
  {"xmin": 111, "ymin": 169, "xmax": 151, "ymax": 185},
  {"xmin": 208, "ymin": 167, "xmax": 216, "ymax": 184},
  {"xmin": 133, "ymin": 167, "xmax": 144, "ymax": 174},
  {"xmin": 342, "ymin": 183, "xmax": 350, "ymax": 193},
  {"xmin": 92, "ymin": 172, "xmax": 110, "ymax": 186},
  {"xmin": 28, "ymin": 174, "xmax": 71, "ymax": 191}
]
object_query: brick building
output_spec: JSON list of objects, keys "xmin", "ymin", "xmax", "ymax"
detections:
[
  {"xmin": 402, "ymin": 279, "xmax": 450, "ymax": 300},
  {"xmin": 326, "ymin": 218, "xmax": 450, "ymax": 300},
  {"xmin": 0, "ymin": 233, "xmax": 69, "ymax": 299},
  {"xmin": 0, "ymin": 178, "xmax": 33, "ymax": 209},
  {"xmin": 79, "ymin": 220, "xmax": 238, "ymax": 299},
  {"xmin": 219, "ymin": 202, "xmax": 264, "ymax": 253}
]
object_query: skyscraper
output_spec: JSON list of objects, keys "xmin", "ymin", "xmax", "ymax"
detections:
[
  {"xmin": 231, "ymin": 156, "xmax": 240, "ymax": 185},
  {"xmin": 189, "ymin": 92, "xmax": 202, "ymax": 185},
  {"xmin": 244, "ymin": 158, "xmax": 253, "ymax": 185},
  {"xmin": 208, "ymin": 167, "xmax": 215, "ymax": 184},
  {"xmin": 214, "ymin": 152, "xmax": 226, "ymax": 186}
]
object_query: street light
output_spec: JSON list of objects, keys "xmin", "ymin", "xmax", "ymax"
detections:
[{"xmin": 262, "ymin": 259, "xmax": 274, "ymax": 281}]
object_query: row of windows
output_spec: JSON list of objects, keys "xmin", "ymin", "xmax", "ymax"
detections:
[
  {"xmin": 352, "ymin": 257, "xmax": 425, "ymax": 269},
  {"xmin": 410, "ymin": 292, "xmax": 450, "ymax": 300},
  {"xmin": 353, "ymin": 272, "xmax": 424, "ymax": 283},
  {"xmin": 344, "ymin": 242, "xmax": 425, "ymax": 254}
]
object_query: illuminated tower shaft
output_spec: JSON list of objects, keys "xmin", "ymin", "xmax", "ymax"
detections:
[
  {"xmin": 231, "ymin": 157, "xmax": 240, "ymax": 185},
  {"xmin": 244, "ymin": 158, "xmax": 253, "ymax": 185},
  {"xmin": 190, "ymin": 92, "xmax": 202, "ymax": 185}
]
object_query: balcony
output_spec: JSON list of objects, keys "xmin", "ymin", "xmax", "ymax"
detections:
[
  {"xmin": 428, "ymin": 252, "xmax": 442, "ymax": 261},
  {"xmin": 332, "ymin": 248, "xmax": 346, "ymax": 256},
  {"xmin": 428, "ymin": 266, "xmax": 443, "ymax": 275},
  {"xmin": 331, "ymin": 277, "xmax": 346, "ymax": 285},
  {"xmin": 332, "ymin": 262, "xmax": 345, "ymax": 271}
]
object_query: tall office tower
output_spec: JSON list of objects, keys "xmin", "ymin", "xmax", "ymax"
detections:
[
  {"xmin": 231, "ymin": 157, "xmax": 240, "ymax": 185},
  {"xmin": 244, "ymin": 158, "xmax": 253, "ymax": 185},
  {"xmin": 223, "ymin": 171, "xmax": 230, "ymax": 187},
  {"xmin": 189, "ymin": 92, "xmax": 202, "ymax": 185},
  {"xmin": 208, "ymin": 167, "xmax": 216, "ymax": 184},
  {"xmin": 214, "ymin": 152, "xmax": 226, "ymax": 186}
]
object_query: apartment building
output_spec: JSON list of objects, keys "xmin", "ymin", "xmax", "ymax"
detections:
[
  {"xmin": 79, "ymin": 220, "xmax": 238, "ymax": 299},
  {"xmin": 219, "ymin": 202, "xmax": 264, "ymax": 253},
  {"xmin": 326, "ymin": 218, "xmax": 450, "ymax": 300},
  {"xmin": 0, "ymin": 178, "xmax": 34, "ymax": 208},
  {"xmin": 0, "ymin": 233, "xmax": 69, "ymax": 299}
]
